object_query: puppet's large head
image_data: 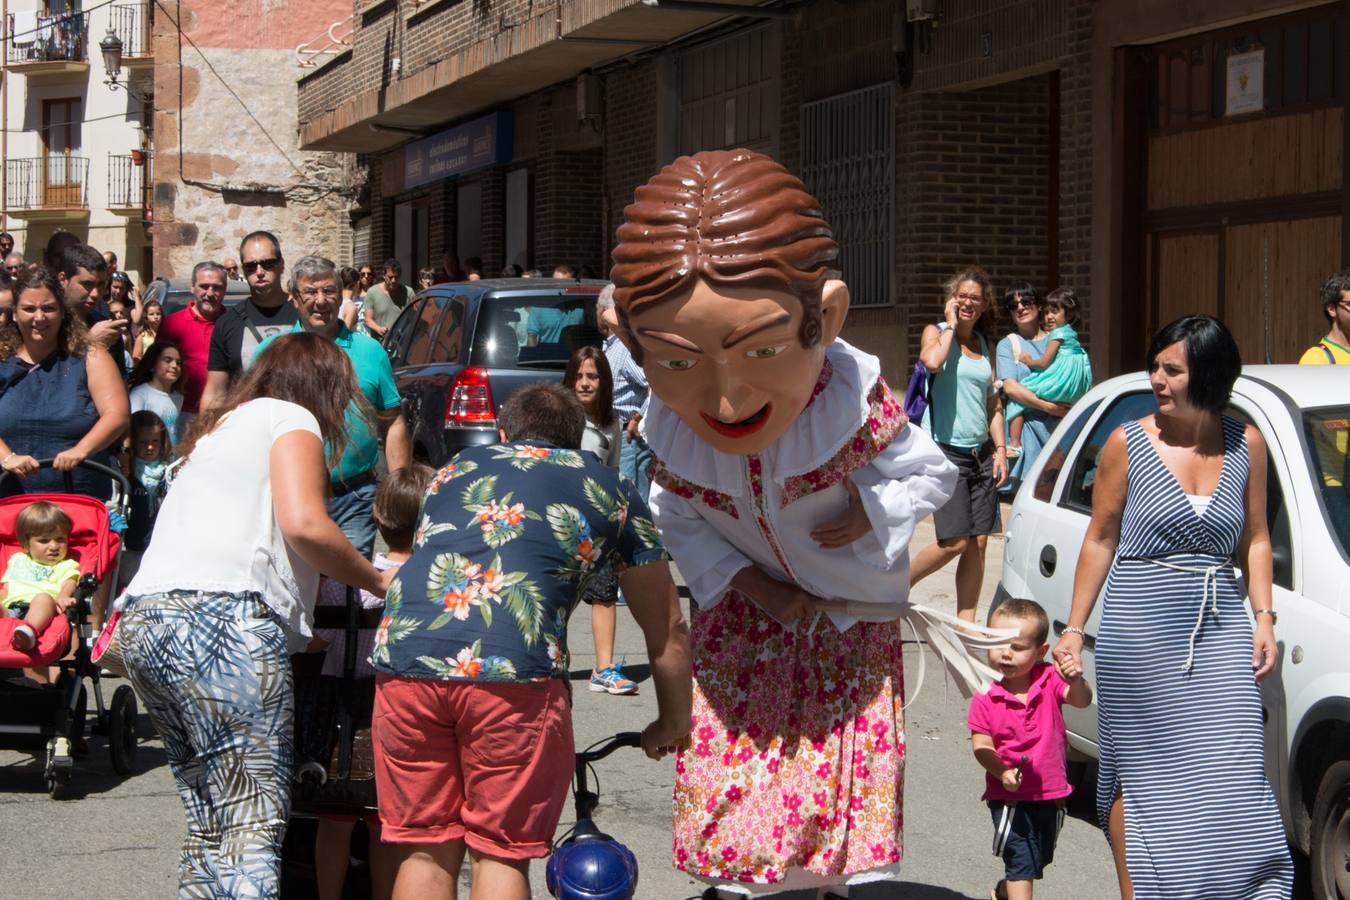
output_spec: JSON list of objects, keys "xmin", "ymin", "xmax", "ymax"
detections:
[{"xmin": 609, "ymin": 149, "xmax": 848, "ymax": 455}]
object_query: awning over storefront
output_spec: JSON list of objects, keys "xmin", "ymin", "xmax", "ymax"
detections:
[{"xmin": 299, "ymin": 0, "xmax": 785, "ymax": 152}]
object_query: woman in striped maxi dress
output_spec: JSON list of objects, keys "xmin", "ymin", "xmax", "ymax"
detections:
[{"xmin": 1051, "ymin": 315, "xmax": 1292, "ymax": 899}]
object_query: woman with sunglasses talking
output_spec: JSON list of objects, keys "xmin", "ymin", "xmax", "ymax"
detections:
[
  {"xmin": 995, "ymin": 283, "xmax": 1075, "ymax": 493},
  {"xmin": 200, "ymin": 231, "xmax": 300, "ymax": 412}
]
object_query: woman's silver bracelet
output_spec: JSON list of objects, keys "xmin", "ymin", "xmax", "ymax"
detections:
[
  {"xmin": 0, "ymin": 452, "xmax": 15, "ymax": 471},
  {"xmin": 1061, "ymin": 626, "xmax": 1086, "ymax": 637}
]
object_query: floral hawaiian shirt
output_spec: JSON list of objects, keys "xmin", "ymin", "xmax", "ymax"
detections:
[{"xmin": 371, "ymin": 442, "xmax": 668, "ymax": 683}]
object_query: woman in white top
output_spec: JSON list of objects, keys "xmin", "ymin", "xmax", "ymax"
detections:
[
  {"xmin": 127, "ymin": 339, "xmax": 185, "ymax": 446},
  {"xmin": 118, "ymin": 332, "xmax": 391, "ymax": 897},
  {"xmin": 563, "ymin": 345, "xmax": 637, "ymax": 693}
]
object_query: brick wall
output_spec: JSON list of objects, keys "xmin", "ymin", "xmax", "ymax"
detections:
[
  {"xmin": 894, "ymin": 77, "xmax": 1053, "ymax": 368},
  {"xmin": 602, "ymin": 60, "xmax": 659, "ymax": 274}
]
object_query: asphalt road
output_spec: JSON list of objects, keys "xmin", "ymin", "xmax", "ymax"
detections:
[{"xmin": 0, "ymin": 521, "xmax": 1288, "ymax": 898}]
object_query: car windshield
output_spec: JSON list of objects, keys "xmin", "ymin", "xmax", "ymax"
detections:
[
  {"xmin": 470, "ymin": 294, "xmax": 600, "ymax": 369},
  {"xmin": 1304, "ymin": 405, "xmax": 1350, "ymax": 558}
]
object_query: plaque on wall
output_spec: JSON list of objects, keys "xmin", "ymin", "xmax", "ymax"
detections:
[{"xmin": 1225, "ymin": 48, "xmax": 1265, "ymax": 117}]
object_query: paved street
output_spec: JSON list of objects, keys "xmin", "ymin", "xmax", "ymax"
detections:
[{"xmin": 0, "ymin": 522, "xmax": 1161, "ymax": 897}]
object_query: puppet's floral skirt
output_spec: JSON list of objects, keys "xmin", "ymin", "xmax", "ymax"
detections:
[{"xmin": 672, "ymin": 590, "xmax": 906, "ymax": 887}]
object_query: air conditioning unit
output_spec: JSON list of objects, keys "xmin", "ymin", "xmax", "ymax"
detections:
[{"xmin": 906, "ymin": 0, "xmax": 940, "ymax": 22}]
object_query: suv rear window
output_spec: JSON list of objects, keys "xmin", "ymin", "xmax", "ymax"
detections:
[{"xmin": 470, "ymin": 295, "xmax": 601, "ymax": 369}]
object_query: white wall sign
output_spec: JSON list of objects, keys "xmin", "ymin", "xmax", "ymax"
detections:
[{"xmin": 1226, "ymin": 48, "xmax": 1265, "ymax": 117}]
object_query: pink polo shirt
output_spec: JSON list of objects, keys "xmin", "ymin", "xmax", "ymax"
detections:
[
  {"xmin": 157, "ymin": 304, "xmax": 216, "ymax": 413},
  {"xmin": 968, "ymin": 661, "xmax": 1072, "ymax": 802}
]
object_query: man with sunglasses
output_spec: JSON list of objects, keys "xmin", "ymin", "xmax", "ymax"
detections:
[{"xmin": 201, "ymin": 231, "xmax": 299, "ymax": 411}]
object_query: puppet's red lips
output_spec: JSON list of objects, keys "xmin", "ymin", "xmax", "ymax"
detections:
[{"xmin": 701, "ymin": 404, "xmax": 772, "ymax": 438}]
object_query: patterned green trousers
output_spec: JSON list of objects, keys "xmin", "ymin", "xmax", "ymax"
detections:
[{"xmin": 121, "ymin": 591, "xmax": 293, "ymax": 899}]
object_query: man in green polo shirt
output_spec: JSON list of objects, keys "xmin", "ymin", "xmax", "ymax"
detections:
[
  {"xmin": 255, "ymin": 255, "xmax": 411, "ymax": 556},
  {"xmin": 362, "ymin": 257, "xmax": 416, "ymax": 340}
]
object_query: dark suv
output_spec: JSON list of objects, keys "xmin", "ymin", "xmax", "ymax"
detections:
[{"xmin": 383, "ymin": 278, "xmax": 606, "ymax": 466}]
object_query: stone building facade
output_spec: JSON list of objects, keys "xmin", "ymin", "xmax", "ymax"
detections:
[{"xmin": 151, "ymin": 0, "xmax": 359, "ymax": 277}]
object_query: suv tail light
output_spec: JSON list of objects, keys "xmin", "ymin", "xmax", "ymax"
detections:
[{"xmin": 444, "ymin": 367, "xmax": 496, "ymax": 429}]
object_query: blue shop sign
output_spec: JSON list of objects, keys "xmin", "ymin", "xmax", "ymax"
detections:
[{"xmin": 404, "ymin": 111, "xmax": 512, "ymax": 190}]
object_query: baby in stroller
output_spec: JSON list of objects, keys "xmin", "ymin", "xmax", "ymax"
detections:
[{"xmin": 3, "ymin": 501, "xmax": 79, "ymax": 651}]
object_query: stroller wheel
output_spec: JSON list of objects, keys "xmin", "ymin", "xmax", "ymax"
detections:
[
  {"xmin": 46, "ymin": 737, "xmax": 72, "ymax": 800},
  {"xmin": 108, "ymin": 685, "xmax": 138, "ymax": 776}
]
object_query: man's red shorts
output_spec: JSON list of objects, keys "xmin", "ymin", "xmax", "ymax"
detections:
[{"xmin": 372, "ymin": 674, "xmax": 573, "ymax": 859}]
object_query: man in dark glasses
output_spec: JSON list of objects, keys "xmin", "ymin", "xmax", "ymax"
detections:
[{"xmin": 201, "ymin": 230, "xmax": 299, "ymax": 410}]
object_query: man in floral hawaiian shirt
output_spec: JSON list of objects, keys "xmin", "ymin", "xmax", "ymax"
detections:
[{"xmin": 370, "ymin": 382, "xmax": 692, "ymax": 900}]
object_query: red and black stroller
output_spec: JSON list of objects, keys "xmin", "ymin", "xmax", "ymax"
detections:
[{"xmin": 0, "ymin": 459, "xmax": 138, "ymax": 798}]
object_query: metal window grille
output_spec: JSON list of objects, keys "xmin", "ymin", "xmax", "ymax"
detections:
[{"xmin": 800, "ymin": 83, "xmax": 895, "ymax": 308}]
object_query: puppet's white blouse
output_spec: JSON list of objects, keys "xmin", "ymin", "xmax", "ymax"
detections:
[{"xmin": 646, "ymin": 340, "xmax": 957, "ymax": 632}]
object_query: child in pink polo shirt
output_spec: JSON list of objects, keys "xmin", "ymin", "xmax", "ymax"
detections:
[{"xmin": 968, "ymin": 598, "xmax": 1092, "ymax": 900}]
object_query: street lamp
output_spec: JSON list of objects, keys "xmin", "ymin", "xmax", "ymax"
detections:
[
  {"xmin": 100, "ymin": 28, "xmax": 149, "ymax": 101},
  {"xmin": 100, "ymin": 28, "xmax": 124, "ymax": 87}
]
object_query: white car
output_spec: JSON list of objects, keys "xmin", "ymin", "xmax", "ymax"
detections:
[{"xmin": 997, "ymin": 365, "xmax": 1350, "ymax": 897}]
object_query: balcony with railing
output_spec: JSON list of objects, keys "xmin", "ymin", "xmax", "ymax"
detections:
[
  {"xmin": 108, "ymin": 3, "xmax": 150, "ymax": 69},
  {"xmin": 107, "ymin": 152, "xmax": 150, "ymax": 218},
  {"xmin": 4, "ymin": 11, "xmax": 90, "ymax": 74},
  {"xmin": 4, "ymin": 157, "xmax": 90, "ymax": 219}
]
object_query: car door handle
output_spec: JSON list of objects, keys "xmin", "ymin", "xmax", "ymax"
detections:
[
  {"xmin": 1039, "ymin": 545, "xmax": 1056, "ymax": 577},
  {"xmin": 1053, "ymin": 620, "xmax": 1095, "ymax": 651}
]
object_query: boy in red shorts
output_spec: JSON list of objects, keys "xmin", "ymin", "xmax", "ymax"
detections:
[{"xmin": 370, "ymin": 383, "xmax": 692, "ymax": 899}]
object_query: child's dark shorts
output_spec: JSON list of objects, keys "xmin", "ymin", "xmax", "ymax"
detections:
[{"xmin": 989, "ymin": 799, "xmax": 1062, "ymax": 880}]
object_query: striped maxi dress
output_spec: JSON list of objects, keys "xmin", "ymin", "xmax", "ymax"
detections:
[{"xmin": 1094, "ymin": 416, "xmax": 1292, "ymax": 899}]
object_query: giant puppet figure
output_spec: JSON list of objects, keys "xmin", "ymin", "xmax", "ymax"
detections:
[{"xmin": 610, "ymin": 150, "xmax": 996, "ymax": 896}]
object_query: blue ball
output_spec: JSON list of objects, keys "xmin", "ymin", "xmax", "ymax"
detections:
[{"xmin": 545, "ymin": 838, "xmax": 639, "ymax": 900}]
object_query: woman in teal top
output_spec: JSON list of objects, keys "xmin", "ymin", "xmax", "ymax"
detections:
[{"xmin": 909, "ymin": 266, "xmax": 1008, "ymax": 622}]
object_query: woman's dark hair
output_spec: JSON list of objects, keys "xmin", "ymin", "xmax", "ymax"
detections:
[
  {"xmin": 498, "ymin": 382, "xmax": 585, "ymax": 449},
  {"xmin": 177, "ymin": 332, "xmax": 372, "ymax": 464},
  {"xmin": 340, "ymin": 266, "xmax": 359, "ymax": 290},
  {"xmin": 1003, "ymin": 282, "xmax": 1041, "ymax": 312},
  {"xmin": 130, "ymin": 339, "xmax": 185, "ymax": 392},
  {"xmin": 0, "ymin": 265, "xmax": 90, "ymax": 358},
  {"xmin": 129, "ymin": 410, "xmax": 172, "ymax": 463},
  {"xmin": 373, "ymin": 463, "xmax": 435, "ymax": 551},
  {"xmin": 563, "ymin": 345, "xmax": 615, "ymax": 428},
  {"xmin": 610, "ymin": 150, "xmax": 840, "ymax": 362},
  {"xmin": 944, "ymin": 265, "xmax": 999, "ymax": 343},
  {"xmin": 1148, "ymin": 314, "xmax": 1241, "ymax": 414},
  {"xmin": 1044, "ymin": 287, "xmax": 1080, "ymax": 324}
]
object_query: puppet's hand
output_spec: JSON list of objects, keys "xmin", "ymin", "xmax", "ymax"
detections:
[{"xmin": 810, "ymin": 478, "xmax": 871, "ymax": 549}]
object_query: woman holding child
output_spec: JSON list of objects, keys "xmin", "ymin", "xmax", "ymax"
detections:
[
  {"xmin": 118, "ymin": 332, "xmax": 393, "ymax": 898},
  {"xmin": 1053, "ymin": 315, "xmax": 1292, "ymax": 898},
  {"xmin": 994, "ymin": 284, "xmax": 1071, "ymax": 492}
]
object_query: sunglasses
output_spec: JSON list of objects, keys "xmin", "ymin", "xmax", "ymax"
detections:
[
  {"xmin": 1005, "ymin": 297, "xmax": 1038, "ymax": 311},
  {"xmin": 243, "ymin": 258, "xmax": 281, "ymax": 274}
]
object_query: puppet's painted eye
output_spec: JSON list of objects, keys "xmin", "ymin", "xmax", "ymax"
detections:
[
  {"xmin": 659, "ymin": 358, "xmax": 696, "ymax": 370},
  {"xmin": 746, "ymin": 344, "xmax": 788, "ymax": 359}
]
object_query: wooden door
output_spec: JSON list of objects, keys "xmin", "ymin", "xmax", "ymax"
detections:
[
  {"xmin": 42, "ymin": 98, "xmax": 80, "ymax": 207},
  {"xmin": 1152, "ymin": 230, "xmax": 1220, "ymax": 327},
  {"xmin": 1224, "ymin": 217, "xmax": 1342, "ymax": 363}
]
